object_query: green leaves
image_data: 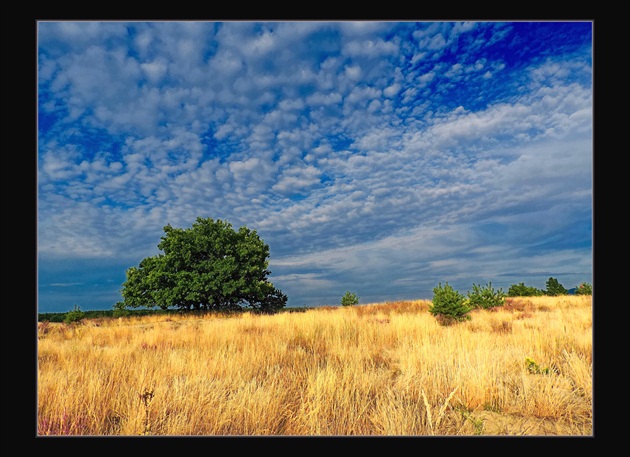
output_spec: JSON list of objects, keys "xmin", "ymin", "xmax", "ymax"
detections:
[
  {"xmin": 575, "ymin": 282, "xmax": 592, "ymax": 295},
  {"xmin": 120, "ymin": 217, "xmax": 287, "ymax": 312},
  {"xmin": 64, "ymin": 305, "xmax": 85, "ymax": 324},
  {"xmin": 507, "ymin": 282, "xmax": 544, "ymax": 297},
  {"xmin": 544, "ymin": 277, "xmax": 568, "ymax": 296},
  {"xmin": 430, "ymin": 282, "xmax": 471, "ymax": 324},
  {"xmin": 467, "ymin": 282, "xmax": 506, "ymax": 309},
  {"xmin": 341, "ymin": 291, "xmax": 359, "ymax": 306}
]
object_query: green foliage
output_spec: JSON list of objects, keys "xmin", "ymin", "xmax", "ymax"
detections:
[
  {"xmin": 113, "ymin": 301, "xmax": 131, "ymax": 318},
  {"xmin": 39, "ymin": 307, "xmax": 308, "ymax": 322},
  {"xmin": 525, "ymin": 357, "xmax": 554, "ymax": 375},
  {"xmin": 467, "ymin": 282, "xmax": 506, "ymax": 309},
  {"xmin": 544, "ymin": 277, "xmax": 568, "ymax": 296},
  {"xmin": 63, "ymin": 305, "xmax": 85, "ymax": 324},
  {"xmin": 460, "ymin": 410, "xmax": 485, "ymax": 435},
  {"xmin": 507, "ymin": 282, "xmax": 544, "ymax": 297},
  {"xmin": 340, "ymin": 291, "xmax": 359, "ymax": 306},
  {"xmin": 120, "ymin": 217, "xmax": 287, "ymax": 313},
  {"xmin": 38, "ymin": 313, "xmax": 66, "ymax": 323},
  {"xmin": 429, "ymin": 282, "xmax": 471, "ymax": 325},
  {"xmin": 575, "ymin": 282, "xmax": 592, "ymax": 295}
]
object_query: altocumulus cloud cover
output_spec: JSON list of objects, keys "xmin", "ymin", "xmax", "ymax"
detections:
[{"xmin": 37, "ymin": 21, "xmax": 593, "ymax": 313}]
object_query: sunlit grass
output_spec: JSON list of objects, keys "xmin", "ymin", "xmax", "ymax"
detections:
[{"xmin": 37, "ymin": 296, "xmax": 592, "ymax": 435}]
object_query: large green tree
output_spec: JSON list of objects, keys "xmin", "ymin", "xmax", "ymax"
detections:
[{"xmin": 119, "ymin": 217, "xmax": 287, "ymax": 313}]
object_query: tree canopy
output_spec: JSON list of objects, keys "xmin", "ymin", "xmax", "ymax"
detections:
[
  {"xmin": 544, "ymin": 277, "xmax": 568, "ymax": 296},
  {"xmin": 119, "ymin": 217, "xmax": 287, "ymax": 313},
  {"xmin": 507, "ymin": 282, "xmax": 544, "ymax": 297}
]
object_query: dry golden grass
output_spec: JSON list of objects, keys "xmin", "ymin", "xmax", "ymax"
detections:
[{"xmin": 37, "ymin": 296, "xmax": 592, "ymax": 436}]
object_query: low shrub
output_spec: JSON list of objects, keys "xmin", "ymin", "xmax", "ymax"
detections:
[
  {"xmin": 63, "ymin": 305, "xmax": 85, "ymax": 324},
  {"xmin": 341, "ymin": 291, "xmax": 359, "ymax": 306},
  {"xmin": 507, "ymin": 282, "xmax": 544, "ymax": 297},
  {"xmin": 429, "ymin": 282, "xmax": 470, "ymax": 324},
  {"xmin": 575, "ymin": 282, "xmax": 592, "ymax": 295},
  {"xmin": 467, "ymin": 282, "xmax": 506, "ymax": 309}
]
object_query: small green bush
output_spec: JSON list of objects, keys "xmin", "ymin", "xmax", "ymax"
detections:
[
  {"xmin": 467, "ymin": 282, "xmax": 506, "ymax": 309},
  {"xmin": 64, "ymin": 305, "xmax": 85, "ymax": 324},
  {"xmin": 341, "ymin": 291, "xmax": 359, "ymax": 306},
  {"xmin": 575, "ymin": 282, "xmax": 592, "ymax": 295},
  {"xmin": 429, "ymin": 282, "xmax": 470, "ymax": 325},
  {"xmin": 525, "ymin": 357, "xmax": 555, "ymax": 375},
  {"xmin": 544, "ymin": 277, "xmax": 567, "ymax": 296},
  {"xmin": 507, "ymin": 282, "xmax": 544, "ymax": 297}
]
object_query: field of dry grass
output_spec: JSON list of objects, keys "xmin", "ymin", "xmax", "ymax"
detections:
[{"xmin": 37, "ymin": 295, "xmax": 592, "ymax": 436}]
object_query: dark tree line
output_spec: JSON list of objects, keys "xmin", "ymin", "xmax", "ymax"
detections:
[{"xmin": 507, "ymin": 277, "xmax": 591, "ymax": 297}]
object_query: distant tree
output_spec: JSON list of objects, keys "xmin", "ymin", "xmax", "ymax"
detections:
[
  {"xmin": 507, "ymin": 282, "xmax": 545, "ymax": 297},
  {"xmin": 341, "ymin": 291, "xmax": 359, "ymax": 306},
  {"xmin": 575, "ymin": 282, "xmax": 593, "ymax": 295},
  {"xmin": 119, "ymin": 217, "xmax": 287, "ymax": 313},
  {"xmin": 544, "ymin": 277, "xmax": 568, "ymax": 296},
  {"xmin": 64, "ymin": 305, "xmax": 85, "ymax": 324},
  {"xmin": 429, "ymin": 282, "xmax": 471, "ymax": 325},
  {"xmin": 467, "ymin": 282, "xmax": 506, "ymax": 309}
]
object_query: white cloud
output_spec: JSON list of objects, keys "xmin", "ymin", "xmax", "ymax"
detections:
[
  {"xmin": 342, "ymin": 38, "xmax": 398, "ymax": 57},
  {"xmin": 229, "ymin": 157, "xmax": 261, "ymax": 177},
  {"xmin": 338, "ymin": 21, "xmax": 390, "ymax": 37},
  {"xmin": 383, "ymin": 82, "xmax": 400, "ymax": 97},
  {"xmin": 39, "ymin": 21, "xmax": 129, "ymax": 50},
  {"xmin": 344, "ymin": 64, "xmax": 362, "ymax": 81},
  {"xmin": 452, "ymin": 21, "xmax": 476, "ymax": 35},
  {"xmin": 40, "ymin": 145, "xmax": 84, "ymax": 181},
  {"xmin": 306, "ymin": 91, "xmax": 342, "ymax": 106},
  {"xmin": 272, "ymin": 165, "xmax": 322, "ymax": 195},
  {"xmin": 140, "ymin": 59, "xmax": 168, "ymax": 83},
  {"xmin": 344, "ymin": 85, "xmax": 382, "ymax": 106},
  {"xmin": 37, "ymin": 21, "xmax": 592, "ymax": 309},
  {"xmin": 418, "ymin": 71, "xmax": 435, "ymax": 85}
]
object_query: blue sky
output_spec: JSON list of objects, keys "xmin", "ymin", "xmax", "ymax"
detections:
[{"xmin": 37, "ymin": 21, "xmax": 593, "ymax": 313}]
